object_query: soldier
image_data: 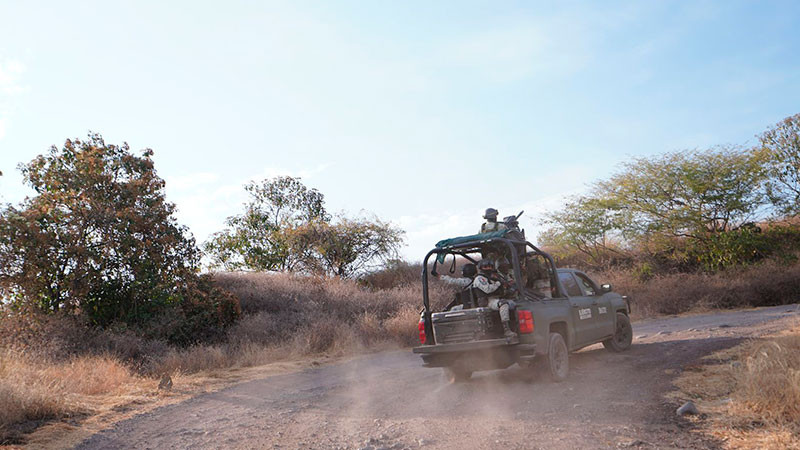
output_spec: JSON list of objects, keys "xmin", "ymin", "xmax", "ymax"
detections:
[
  {"xmin": 480, "ymin": 208, "xmax": 507, "ymax": 234},
  {"xmin": 475, "ymin": 259, "xmax": 517, "ymax": 342},
  {"xmin": 432, "ymin": 263, "xmax": 478, "ymax": 311},
  {"xmin": 432, "ymin": 263, "xmax": 477, "ymax": 289}
]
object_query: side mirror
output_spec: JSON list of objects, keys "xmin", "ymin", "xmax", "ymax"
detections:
[{"xmin": 600, "ymin": 283, "xmax": 613, "ymax": 293}]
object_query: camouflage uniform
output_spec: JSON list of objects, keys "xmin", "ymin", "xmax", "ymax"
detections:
[
  {"xmin": 480, "ymin": 220, "xmax": 507, "ymax": 234},
  {"xmin": 480, "ymin": 207, "xmax": 507, "ymax": 234}
]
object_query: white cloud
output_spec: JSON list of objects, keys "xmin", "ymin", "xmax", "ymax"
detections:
[
  {"xmin": 165, "ymin": 172, "xmax": 220, "ymax": 191},
  {"xmin": 0, "ymin": 59, "xmax": 27, "ymax": 96},
  {"xmin": 0, "ymin": 58, "xmax": 28, "ymax": 141}
]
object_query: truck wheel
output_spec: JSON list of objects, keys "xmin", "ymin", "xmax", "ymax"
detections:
[
  {"xmin": 603, "ymin": 313, "xmax": 633, "ymax": 352},
  {"xmin": 443, "ymin": 367, "xmax": 472, "ymax": 383},
  {"xmin": 546, "ymin": 332, "xmax": 569, "ymax": 382}
]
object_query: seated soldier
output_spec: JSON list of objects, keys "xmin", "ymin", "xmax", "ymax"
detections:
[
  {"xmin": 475, "ymin": 259, "xmax": 517, "ymax": 342},
  {"xmin": 433, "ymin": 263, "xmax": 478, "ymax": 311},
  {"xmin": 432, "ymin": 262, "xmax": 477, "ymax": 289},
  {"xmin": 525, "ymin": 257, "xmax": 552, "ymax": 298}
]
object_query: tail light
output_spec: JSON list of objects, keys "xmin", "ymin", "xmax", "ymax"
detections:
[
  {"xmin": 418, "ymin": 320, "xmax": 426, "ymax": 344},
  {"xmin": 518, "ymin": 310, "xmax": 534, "ymax": 334}
]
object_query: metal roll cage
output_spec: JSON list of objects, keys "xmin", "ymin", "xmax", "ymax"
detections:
[{"xmin": 420, "ymin": 237, "xmax": 561, "ymax": 345}]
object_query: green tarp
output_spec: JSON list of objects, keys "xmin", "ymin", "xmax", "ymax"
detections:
[{"xmin": 434, "ymin": 229, "xmax": 511, "ymax": 263}]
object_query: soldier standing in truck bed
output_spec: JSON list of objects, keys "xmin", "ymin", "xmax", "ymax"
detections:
[{"xmin": 480, "ymin": 208, "xmax": 507, "ymax": 234}]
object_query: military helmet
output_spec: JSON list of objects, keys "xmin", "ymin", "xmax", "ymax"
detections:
[
  {"xmin": 477, "ymin": 259, "xmax": 495, "ymax": 272},
  {"xmin": 483, "ymin": 208, "xmax": 499, "ymax": 220},
  {"xmin": 461, "ymin": 263, "xmax": 477, "ymax": 278}
]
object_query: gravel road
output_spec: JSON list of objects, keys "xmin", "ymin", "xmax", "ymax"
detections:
[{"xmin": 76, "ymin": 304, "xmax": 800, "ymax": 450}]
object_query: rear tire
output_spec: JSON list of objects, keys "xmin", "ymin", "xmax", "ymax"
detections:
[
  {"xmin": 546, "ymin": 332, "xmax": 569, "ymax": 382},
  {"xmin": 603, "ymin": 313, "xmax": 633, "ymax": 352},
  {"xmin": 443, "ymin": 366, "xmax": 472, "ymax": 383}
]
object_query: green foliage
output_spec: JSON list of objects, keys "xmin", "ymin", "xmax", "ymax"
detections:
[
  {"xmin": 290, "ymin": 217, "xmax": 405, "ymax": 278},
  {"xmin": 539, "ymin": 195, "xmax": 627, "ymax": 268},
  {"xmin": 760, "ymin": 113, "xmax": 800, "ymax": 215},
  {"xmin": 689, "ymin": 227, "xmax": 768, "ymax": 272},
  {"xmin": 0, "ymin": 134, "xmax": 239, "ymax": 340},
  {"xmin": 204, "ymin": 177, "xmax": 404, "ymax": 278},
  {"xmin": 539, "ymin": 139, "xmax": 799, "ymax": 273},
  {"xmin": 204, "ymin": 176, "xmax": 328, "ymax": 271},
  {"xmin": 597, "ymin": 147, "xmax": 769, "ymax": 239}
]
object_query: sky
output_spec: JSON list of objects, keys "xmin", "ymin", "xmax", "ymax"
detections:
[{"xmin": 1, "ymin": 1, "xmax": 799, "ymax": 261}]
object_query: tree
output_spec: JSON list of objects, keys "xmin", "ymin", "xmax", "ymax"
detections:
[
  {"xmin": 0, "ymin": 134, "xmax": 238, "ymax": 336},
  {"xmin": 540, "ymin": 146, "xmax": 772, "ymax": 271},
  {"xmin": 204, "ymin": 177, "xmax": 405, "ymax": 278},
  {"xmin": 760, "ymin": 113, "xmax": 800, "ymax": 215},
  {"xmin": 539, "ymin": 195, "xmax": 627, "ymax": 267},
  {"xmin": 204, "ymin": 176, "xmax": 328, "ymax": 271},
  {"xmin": 597, "ymin": 147, "xmax": 769, "ymax": 240},
  {"xmin": 290, "ymin": 216, "xmax": 405, "ymax": 278}
]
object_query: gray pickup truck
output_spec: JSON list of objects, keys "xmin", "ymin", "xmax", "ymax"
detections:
[{"xmin": 413, "ymin": 231, "xmax": 632, "ymax": 382}]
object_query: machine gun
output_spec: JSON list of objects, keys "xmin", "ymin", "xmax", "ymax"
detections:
[{"xmin": 502, "ymin": 210, "xmax": 524, "ymax": 232}]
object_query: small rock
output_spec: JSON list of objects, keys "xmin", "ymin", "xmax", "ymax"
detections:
[
  {"xmin": 732, "ymin": 361, "xmax": 742, "ymax": 368},
  {"xmin": 676, "ymin": 401, "xmax": 699, "ymax": 416},
  {"xmin": 418, "ymin": 438, "xmax": 429, "ymax": 447},
  {"xmin": 618, "ymin": 439, "xmax": 647, "ymax": 448},
  {"xmin": 158, "ymin": 374, "xmax": 173, "ymax": 390},
  {"xmin": 635, "ymin": 334, "xmax": 648, "ymax": 339}
]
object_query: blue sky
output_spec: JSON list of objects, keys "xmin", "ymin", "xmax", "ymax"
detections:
[{"xmin": 1, "ymin": 1, "xmax": 799, "ymax": 260}]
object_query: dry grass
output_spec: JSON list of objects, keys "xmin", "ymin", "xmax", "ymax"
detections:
[
  {"xmin": 2, "ymin": 265, "xmax": 799, "ymax": 445},
  {"xmin": 673, "ymin": 322, "xmax": 800, "ymax": 449},
  {"xmin": 0, "ymin": 349, "xmax": 145, "ymax": 443},
  {"xmin": 592, "ymin": 259, "xmax": 800, "ymax": 319}
]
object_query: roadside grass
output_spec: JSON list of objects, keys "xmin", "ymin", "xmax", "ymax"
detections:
[
  {"xmin": 3, "ymin": 265, "xmax": 799, "ymax": 445},
  {"xmin": 672, "ymin": 321, "xmax": 800, "ymax": 449},
  {"xmin": 0, "ymin": 349, "xmax": 153, "ymax": 444},
  {"xmin": 592, "ymin": 259, "xmax": 800, "ymax": 319},
  {"xmin": 0, "ymin": 272, "xmax": 452, "ymax": 444}
]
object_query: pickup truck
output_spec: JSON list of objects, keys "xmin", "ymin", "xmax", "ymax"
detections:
[{"xmin": 413, "ymin": 230, "xmax": 632, "ymax": 382}]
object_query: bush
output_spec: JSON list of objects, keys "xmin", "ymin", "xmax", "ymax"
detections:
[
  {"xmin": 0, "ymin": 135, "xmax": 240, "ymax": 344},
  {"xmin": 593, "ymin": 259, "xmax": 800, "ymax": 317}
]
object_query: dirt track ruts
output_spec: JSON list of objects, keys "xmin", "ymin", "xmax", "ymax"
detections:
[{"xmin": 76, "ymin": 304, "xmax": 800, "ymax": 450}]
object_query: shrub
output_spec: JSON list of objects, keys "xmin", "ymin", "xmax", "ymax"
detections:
[
  {"xmin": 0, "ymin": 135, "xmax": 240, "ymax": 343},
  {"xmin": 593, "ymin": 259, "xmax": 800, "ymax": 317}
]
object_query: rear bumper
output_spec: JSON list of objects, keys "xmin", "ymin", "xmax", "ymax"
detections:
[
  {"xmin": 413, "ymin": 338, "xmax": 519, "ymax": 354},
  {"xmin": 413, "ymin": 339, "xmax": 537, "ymax": 369}
]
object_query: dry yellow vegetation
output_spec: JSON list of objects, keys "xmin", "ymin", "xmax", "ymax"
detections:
[
  {"xmin": 0, "ymin": 349, "xmax": 147, "ymax": 443},
  {"xmin": 673, "ymin": 322, "xmax": 800, "ymax": 449}
]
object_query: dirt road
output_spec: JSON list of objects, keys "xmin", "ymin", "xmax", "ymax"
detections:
[{"xmin": 76, "ymin": 304, "xmax": 800, "ymax": 450}]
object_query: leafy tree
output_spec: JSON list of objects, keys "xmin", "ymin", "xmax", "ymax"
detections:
[
  {"xmin": 541, "ymin": 146, "xmax": 772, "ymax": 271},
  {"xmin": 539, "ymin": 195, "xmax": 627, "ymax": 267},
  {"xmin": 204, "ymin": 176, "xmax": 328, "ymax": 271},
  {"xmin": 204, "ymin": 178, "xmax": 405, "ymax": 278},
  {"xmin": 597, "ymin": 147, "xmax": 769, "ymax": 240},
  {"xmin": 760, "ymin": 113, "xmax": 800, "ymax": 215},
  {"xmin": 0, "ymin": 134, "xmax": 238, "ymax": 337},
  {"xmin": 290, "ymin": 216, "xmax": 405, "ymax": 278}
]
